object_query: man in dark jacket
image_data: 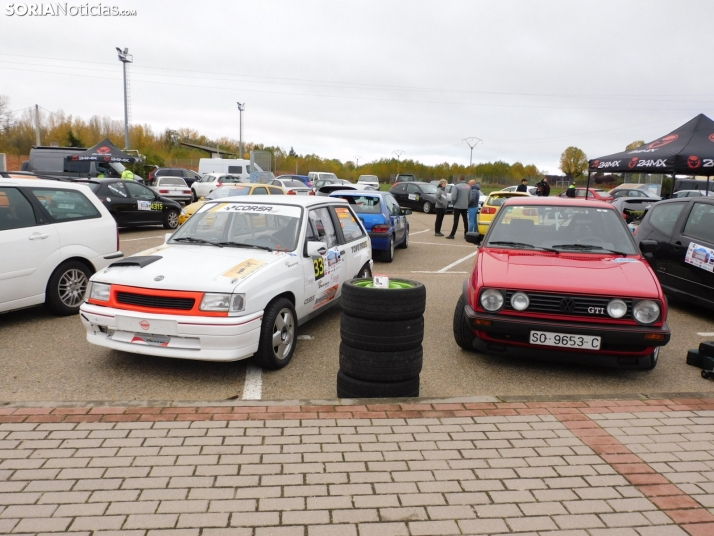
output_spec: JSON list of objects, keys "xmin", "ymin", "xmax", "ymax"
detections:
[
  {"xmin": 565, "ymin": 183, "xmax": 576, "ymax": 197},
  {"xmin": 468, "ymin": 180, "xmax": 481, "ymax": 232},
  {"xmin": 536, "ymin": 177, "xmax": 551, "ymax": 197},
  {"xmin": 446, "ymin": 175, "xmax": 471, "ymax": 239},
  {"xmin": 516, "ymin": 179, "xmax": 528, "ymax": 192}
]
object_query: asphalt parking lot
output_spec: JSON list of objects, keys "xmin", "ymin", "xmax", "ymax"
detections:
[{"xmin": 1, "ymin": 211, "xmax": 713, "ymax": 403}]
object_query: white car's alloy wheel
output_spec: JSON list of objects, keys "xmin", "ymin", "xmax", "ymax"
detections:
[
  {"xmin": 58, "ymin": 268, "xmax": 89, "ymax": 308},
  {"xmin": 272, "ymin": 308, "xmax": 295, "ymax": 360}
]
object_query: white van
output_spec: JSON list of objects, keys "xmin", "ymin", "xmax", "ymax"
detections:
[
  {"xmin": 198, "ymin": 159, "xmax": 257, "ymax": 182},
  {"xmin": 308, "ymin": 171, "xmax": 339, "ymax": 184}
]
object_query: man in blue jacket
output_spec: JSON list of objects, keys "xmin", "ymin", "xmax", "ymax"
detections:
[
  {"xmin": 467, "ymin": 180, "xmax": 481, "ymax": 232},
  {"xmin": 446, "ymin": 175, "xmax": 471, "ymax": 239}
]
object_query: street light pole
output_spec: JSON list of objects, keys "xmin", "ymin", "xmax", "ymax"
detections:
[
  {"xmin": 463, "ymin": 137, "xmax": 482, "ymax": 170},
  {"xmin": 116, "ymin": 47, "xmax": 133, "ymax": 150},
  {"xmin": 392, "ymin": 150, "xmax": 404, "ymax": 177},
  {"xmin": 236, "ymin": 102, "xmax": 245, "ymax": 159},
  {"xmin": 354, "ymin": 155, "xmax": 361, "ymax": 169}
]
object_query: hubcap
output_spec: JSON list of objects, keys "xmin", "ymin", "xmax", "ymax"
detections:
[
  {"xmin": 58, "ymin": 269, "xmax": 88, "ymax": 307},
  {"xmin": 168, "ymin": 212, "xmax": 178, "ymax": 227},
  {"xmin": 271, "ymin": 308, "xmax": 295, "ymax": 360}
]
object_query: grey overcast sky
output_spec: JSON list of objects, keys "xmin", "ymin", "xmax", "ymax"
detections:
[{"xmin": 2, "ymin": 0, "xmax": 714, "ymax": 172}]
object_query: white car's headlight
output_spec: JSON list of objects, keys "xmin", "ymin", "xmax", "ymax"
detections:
[
  {"xmin": 87, "ymin": 282, "xmax": 111, "ymax": 302},
  {"xmin": 633, "ymin": 300, "xmax": 660, "ymax": 324},
  {"xmin": 480, "ymin": 289, "xmax": 504, "ymax": 312},
  {"xmin": 607, "ymin": 299, "xmax": 628, "ymax": 319},
  {"xmin": 200, "ymin": 293, "xmax": 245, "ymax": 314},
  {"xmin": 510, "ymin": 292, "xmax": 529, "ymax": 311}
]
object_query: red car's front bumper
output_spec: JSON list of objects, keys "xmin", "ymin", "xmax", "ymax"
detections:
[{"xmin": 464, "ymin": 303, "xmax": 670, "ymax": 368}]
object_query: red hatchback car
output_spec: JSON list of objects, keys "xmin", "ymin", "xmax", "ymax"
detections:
[{"xmin": 453, "ymin": 197, "xmax": 670, "ymax": 369}]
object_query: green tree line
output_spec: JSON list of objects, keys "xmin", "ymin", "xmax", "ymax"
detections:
[{"xmin": 0, "ymin": 97, "xmax": 542, "ymax": 184}]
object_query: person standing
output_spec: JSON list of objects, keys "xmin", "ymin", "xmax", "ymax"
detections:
[
  {"xmin": 121, "ymin": 168, "xmax": 135, "ymax": 180},
  {"xmin": 565, "ymin": 183, "xmax": 576, "ymax": 197},
  {"xmin": 446, "ymin": 175, "xmax": 471, "ymax": 239},
  {"xmin": 434, "ymin": 179, "xmax": 449, "ymax": 236},
  {"xmin": 537, "ymin": 177, "xmax": 550, "ymax": 196},
  {"xmin": 516, "ymin": 178, "xmax": 528, "ymax": 192},
  {"xmin": 468, "ymin": 180, "xmax": 481, "ymax": 232}
]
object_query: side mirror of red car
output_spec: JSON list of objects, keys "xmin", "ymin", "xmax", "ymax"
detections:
[
  {"xmin": 639, "ymin": 240, "xmax": 658, "ymax": 254},
  {"xmin": 465, "ymin": 232, "xmax": 483, "ymax": 245}
]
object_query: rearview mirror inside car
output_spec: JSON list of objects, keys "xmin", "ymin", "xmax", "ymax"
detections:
[
  {"xmin": 465, "ymin": 232, "xmax": 483, "ymax": 245},
  {"xmin": 306, "ymin": 241, "xmax": 328, "ymax": 257},
  {"xmin": 639, "ymin": 240, "xmax": 658, "ymax": 254}
]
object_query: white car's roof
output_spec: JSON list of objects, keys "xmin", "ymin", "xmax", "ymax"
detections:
[
  {"xmin": 0, "ymin": 177, "xmax": 89, "ymax": 190},
  {"xmin": 203, "ymin": 194, "xmax": 347, "ymax": 208}
]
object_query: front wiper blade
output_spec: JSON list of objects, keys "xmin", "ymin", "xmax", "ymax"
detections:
[
  {"xmin": 552, "ymin": 244, "xmax": 628, "ymax": 255},
  {"xmin": 488, "ymin": 241, "xmax": 559, "ymax": 253},
  {"xmin": 172, "ymin": 237, "xmax": 223, "ymax": 247},
  {"xmin": 216, "ymin": 241, "xmax": 273, "ymax": 252}
]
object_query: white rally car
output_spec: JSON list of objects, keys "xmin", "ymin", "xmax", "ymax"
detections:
[{"xmin": 80, "ymin": 196, "xmax": 373, "ymax": 368}]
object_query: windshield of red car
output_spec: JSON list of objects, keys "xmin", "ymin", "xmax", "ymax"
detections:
[{"xmin": 485, "ymin": 204, "xmax": 638, "ymax": 255}]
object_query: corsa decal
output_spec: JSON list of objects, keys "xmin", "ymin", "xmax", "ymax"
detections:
[
  {"xmin": 209, "ymin": 203, "xmax": 229, "ymax": 212},
  {"xmin": 222, "ymin": 259, "xmax": 268, "ymax": 279}
]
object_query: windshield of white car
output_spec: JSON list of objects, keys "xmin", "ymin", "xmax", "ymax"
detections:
[
  {"xmin": 207, "ymin": 187, "xmax": 251, "ymax": 199},
  {"xmin": 170, "ymin": 203, "xmax": 302, "ymax": 251},
  {"xmin": 282, "ymin": 180, "xmax": 306, "ymax": 188},
  {"xmin": 158, "ymin": 178, "xmax": 186, "ymax": 186},
  {"xmin": 485, "ymin": 205, "xmax": 638, "ymax": 255}
]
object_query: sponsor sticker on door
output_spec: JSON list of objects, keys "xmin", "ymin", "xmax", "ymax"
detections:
[{"xmin": 685, "ymin": 242, "xmax": 714, "ymax": 272}]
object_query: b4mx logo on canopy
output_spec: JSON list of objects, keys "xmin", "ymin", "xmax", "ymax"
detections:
[
  {"xmin": 97, "ymin": 146, "xmax": 111, "ymax": 154},
  {"xmin": 590, "ymin": 160, "xmax": 600, "ymax": 168},
  {"xmin": 628, "ymin": 157, "xmax": 639, "ymax": 169},
  {"xmin": 688, "ymin": 155, "xmax": 702, "ymax": 169},
  {"xmin": 646, "ymin": 134, "xmax": 678, "ymax": 149}
]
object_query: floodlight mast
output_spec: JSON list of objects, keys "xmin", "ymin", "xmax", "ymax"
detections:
[
  {"xmin": 393, "ymin": 150, "xmax": 405, "ymax": 175},
  {"xmin": 354, "ymin": 155, "xmax": 361, "ymax": 169},
  {"xmin": 463, "ymin": 137, "xmax": 482, "ymax": 169},
  {"xmin": 237, "ymin": 102, "xmax": 245, "ymax": 159},
  {"xmin": 116, "ymin": 47, "xmax": 133, "ymax": 150}
]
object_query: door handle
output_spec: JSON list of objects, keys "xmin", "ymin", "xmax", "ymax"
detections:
[
  {"xmin": 672, "ymin": 240, "xmax": 682, "ymax": 252},
  {"xmin": 28, "ymin": 232, "xmax": 49, "ymax": 240},
  {"xmin": 340, "ymin": 251, "xmax": 346, "ymax": 255}
]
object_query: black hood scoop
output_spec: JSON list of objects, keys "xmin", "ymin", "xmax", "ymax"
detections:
[{"xmin": 108, "ymin": 255, "xmax": 162, "ymax": 268}]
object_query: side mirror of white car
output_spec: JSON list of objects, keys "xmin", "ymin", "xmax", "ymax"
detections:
[{"xmin": 306, "ymin": 241, "xmax": 328, "ymax": 257}]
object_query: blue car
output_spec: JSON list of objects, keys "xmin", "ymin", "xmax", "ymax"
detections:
[
  {"xmin": 330, "ymin": 190, "xmax": 410, "ymax": 262},
  {"xmin": 276, "ymin": 174, "xmax": 311, "ymax": 187}
]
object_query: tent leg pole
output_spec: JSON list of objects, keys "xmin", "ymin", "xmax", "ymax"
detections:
[
  {"xmin": 586, "ymin": 171, "xmax": 591, "ymax": 198},
  {"xmin": 707, "ymin": 176, "xmax": 710, "ymax": 197}
]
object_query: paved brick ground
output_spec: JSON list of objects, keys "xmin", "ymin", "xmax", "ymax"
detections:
[{"xmin": 0, "ymin": 396, "xmax": 713, "ymax": 535}]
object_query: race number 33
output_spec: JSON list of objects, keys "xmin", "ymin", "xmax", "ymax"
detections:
[{"xmin": 313, "ymin": 257, "xmax": 325, "ymax": 280}]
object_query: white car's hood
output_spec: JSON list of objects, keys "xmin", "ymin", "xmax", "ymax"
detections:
[{"xmin": 93, "ymin": 243, "xmax": 295, "ymax": 293}]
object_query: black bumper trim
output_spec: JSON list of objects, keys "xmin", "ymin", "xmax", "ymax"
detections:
[{"xmin": 368, "ymin": 232, "xmax": 391, "ymax": 239}]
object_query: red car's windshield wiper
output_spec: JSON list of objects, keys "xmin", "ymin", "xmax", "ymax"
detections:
[
  {"xmin": 551, "ymin": 244, "xmax": 628, "ymax": 256},
  {"xmin": 172, "ymin": 237, "xmax": 223, "ymax": 247},
  {"xmin": 488, "ymin": 241, "xmax": 559, "ymax": 253}
]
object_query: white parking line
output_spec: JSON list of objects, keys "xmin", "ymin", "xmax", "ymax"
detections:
[
  {"xmin": 438, "ymin": 251, "xmax": 478, "ymax": 273},
  {"xmin": 697, "ymin": 332, "xmax": 714, "ymax": 337},
  {"xmin": 410, "ymin": 229, "xmax": 430, "ymax": 235},
  {"xmin": 121, "ymin": 235, "xmax": 166, "ymax": 242},
  {"xmin": 411, "ymin": 241, "xmax": 473, "ymax": 248},
  {"xmin": 242, "ymin": 364, "xmax": 262, "ymax": 400},
  {"xmin": 411, "ymin": 271, "xmax": 468, "ymax": 274}
]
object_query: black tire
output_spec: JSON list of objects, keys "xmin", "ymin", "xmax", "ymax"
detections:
[
  {"xmin": 341, "ymin": 313, "xmax": 423, "ymax": 352},
  {"xmin": 376, "ymin": 235, "xmax": 394, "ymax": 263},
  {"xmin": 337, "ymin": 370, "xmax": 419, "ymax": 398},
  {"xmin": 164, "ymin": 210, "xmax": 179, "ymax": 229},
  {"xmin": 356, "ymin": 262, "xmax": 372, "ymax": 278},
  {"xmin": 253, "ymin": 297, "xmax": 297, "ymax": 369},
  {"xmin": 341, "ymin": 278, "xmax": 426, "ymax": 321},
  {"xmin": 45, "ymin": 260, "xmax": 92, "ymax": 316},
  {"xmin": 422, "ymin": 201, "xmax": 432, "ymax": 214},
  {"xmin": 396, "ymin": 226, "xmax": 409, "ymax": 249},
  {"xmin": 641, "ymin": 346, "xmax": 659, "ymax": 371},
  {"xmin": 191, "ymin": 189, "xmax": 198, "ymax": 202},
  {"xmin": 339, "ymin": 342, "xmax": 422, "ymax": 382},
  {"xmin": 453, "ymin": 294, "xmax": 476, "ymax": 351}
]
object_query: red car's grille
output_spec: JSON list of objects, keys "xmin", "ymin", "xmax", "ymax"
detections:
[{"xmin": 503, "ymin": 291, "xmax": 633, "ymax": 319}]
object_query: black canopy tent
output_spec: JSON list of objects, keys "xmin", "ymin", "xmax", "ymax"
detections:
[
  {"xmin": 65, "ymin": 138, "xmax": 139, "ymax": 165},
  {"xmin": 587, "ymin": 114, "xmax": 714, "ymax": 197}
]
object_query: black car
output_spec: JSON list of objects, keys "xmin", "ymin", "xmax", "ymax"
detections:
[
  {"xmin": 389, "ymin": 181, "xmax": 441, "ymax": 213},
  {"xmin": 635, "ymin": 196, "xmax": 714, "ymax": 310},
  {"xmin": 83, "ymin": 178, "xmax": 182, "ymax": 229}
]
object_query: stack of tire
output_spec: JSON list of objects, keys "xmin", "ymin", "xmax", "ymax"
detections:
[{"xmin": 337, "ymin": 278, "xmax": 426, "ymax": 398}]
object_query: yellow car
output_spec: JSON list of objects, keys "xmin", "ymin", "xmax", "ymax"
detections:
[
  {"xmin": 477, "ymin": 191, "xmax": 531, "ymax": 235},
  {"xmin": 179, "ymin": 184, "xmax": 286, "ymax": 225}
]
